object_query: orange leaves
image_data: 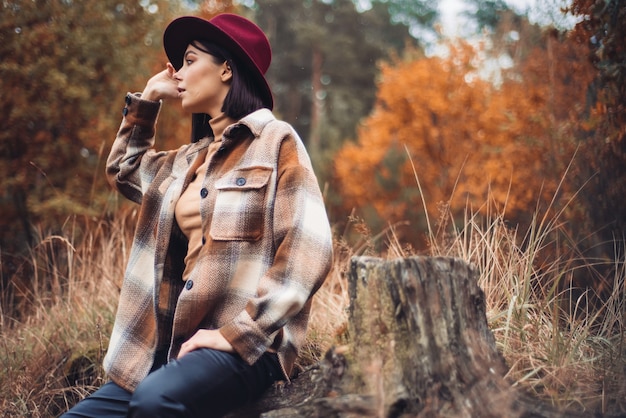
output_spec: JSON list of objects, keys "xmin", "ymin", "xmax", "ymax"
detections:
[
  {"xmin": 333, "ymin": 35, "xmax": 594, "ymax": 236},
  {"xmin": 336, "ymin": 42, "xmax": 486, "ymax": 222}
]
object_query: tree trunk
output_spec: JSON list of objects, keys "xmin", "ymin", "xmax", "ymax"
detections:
[
  {"xmin": 308, "ymin": 45, "xmax": 324, "ymax": 157},
  {"xmin": 227, "ymin": 256, "xmax": 596, "ymax": 417}
]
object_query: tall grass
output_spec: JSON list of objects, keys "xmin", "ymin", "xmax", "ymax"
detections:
[
  {"xmin": 307, "ymin": 202, "xmax": 625, "ymax": 415},
  {"xmin": 0, "ymin": 212, "xmax": 133, "ymax": 417},
  {"xmin": 426, "ymin": 201, "xmax": 626, "ymax": 414},
  {"xmin": 1, "ymin": 201, "xmax": 625, "ymax": 416}
]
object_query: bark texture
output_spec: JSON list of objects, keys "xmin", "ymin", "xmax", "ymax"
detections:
[{"xmin": 226, "ymin": 256, "xmax": 597, "ymax": 417}]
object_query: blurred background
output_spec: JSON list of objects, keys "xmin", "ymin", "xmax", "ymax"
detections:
[
  {"xmin": 1, "ymin": 0, "xmax": 624, "ymax": 298},
  {"xmin": 2, "ymin": 1, "xmax": 626, "ymax": 415}
]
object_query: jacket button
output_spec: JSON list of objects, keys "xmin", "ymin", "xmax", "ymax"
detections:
[
  {"xmin": 125, "ymin": 94, "xmax": 132, "ymax": 105},
  {"xmin": 236, "ymin": 177, "xmax": 246, "ymax": 186},
  {"xmin": 122, "ymin": 107, "xmax": 129, "ymax": 116},
  {"xmin": 185, "ymin": 280, "xmax": 194, "ymax": 290},
  {"xmin": 200, "ymin": 188, "xmax": 208, "ymax": 198}
]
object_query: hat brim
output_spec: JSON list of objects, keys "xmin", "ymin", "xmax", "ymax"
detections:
[{"xmin": 163, "ymin": 16, "xmax": 273, "ymax": 110}]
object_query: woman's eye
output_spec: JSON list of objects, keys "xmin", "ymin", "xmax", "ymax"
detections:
[{"xmin": 185, "ymin": 59, "xmax": 193, "ymax": 65}]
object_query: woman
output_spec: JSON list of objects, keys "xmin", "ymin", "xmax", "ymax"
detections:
[{"xmin": 62, "ymin": 13, "xmax": 333, "ymax": 417}]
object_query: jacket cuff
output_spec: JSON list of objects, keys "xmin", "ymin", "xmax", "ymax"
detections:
[
  {"xmin": 219, "ymin": 311, "xmax": 271, "ymax": 365},
  {"xmin": 122, "ymin": 92, "xmax": 161, "ymax": 125}
]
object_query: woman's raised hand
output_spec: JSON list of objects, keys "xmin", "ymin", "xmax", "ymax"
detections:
[{"xmin": 141, "ymin": 63, "xmax": 180, "ymax": 102}]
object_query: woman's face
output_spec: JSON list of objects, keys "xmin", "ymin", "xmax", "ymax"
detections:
[{"xmin": 174, "ymin": 43, "xmax": 232, "ymax": 116}]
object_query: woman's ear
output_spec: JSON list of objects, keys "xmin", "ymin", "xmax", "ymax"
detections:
[{"xmin": 221, "ymin": 62, "xmax": 233, "ymax": 82}]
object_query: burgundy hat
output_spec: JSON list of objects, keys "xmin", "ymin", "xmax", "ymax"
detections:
[{"xmin": 163, "ymin": 14, "xmax": 273, "ymax": 109}]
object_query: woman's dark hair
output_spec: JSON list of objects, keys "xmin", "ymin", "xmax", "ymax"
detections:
[{"xmin": 189, "ymin": 40, "xmax": 266, "ymax": 142}]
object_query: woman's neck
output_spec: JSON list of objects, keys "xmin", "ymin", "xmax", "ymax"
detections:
[{"xmin": 208, "ymin": 113, "xmax": 236, "ymax": 142}]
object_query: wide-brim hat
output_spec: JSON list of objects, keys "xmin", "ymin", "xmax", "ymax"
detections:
[{"xmin": 163, "ymin": 14, "xmax": 273, "ymax": 109}]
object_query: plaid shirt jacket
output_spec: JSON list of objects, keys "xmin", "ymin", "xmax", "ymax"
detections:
[{"xmin": 103, "ymin": 94, "xmax": 333, "ymax": 392}]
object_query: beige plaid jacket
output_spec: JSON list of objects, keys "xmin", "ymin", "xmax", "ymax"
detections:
[{"xmin": 103, "ymin": 94, "xmax": 333, "ymax": 392}]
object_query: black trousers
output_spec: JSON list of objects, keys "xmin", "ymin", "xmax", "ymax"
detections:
[{"xmin": 60, "ymin": 348, "xmax": 282, "ymax": 418}]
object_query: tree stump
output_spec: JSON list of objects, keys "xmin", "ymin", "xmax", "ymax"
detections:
[
  {"xmin": 347, "ymin": 256, "xmax": 593, "ymax": 417},
  {"xmin": 227, "ymin": 256, "xmax": 594, "ymax": 417}
]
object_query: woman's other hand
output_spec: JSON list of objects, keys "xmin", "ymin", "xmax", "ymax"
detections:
[
  {"xmin": 178, "ymin": 329, "xmax": 234, "ymax": 358},
  {"xmin": 142, "ymin": 63, "xmax": 180, "ymax": 102}
]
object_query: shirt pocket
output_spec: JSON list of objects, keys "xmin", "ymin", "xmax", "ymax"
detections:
[{"xmin": 210, "ymin": 166, "xmax": 273, "ymax": 241}]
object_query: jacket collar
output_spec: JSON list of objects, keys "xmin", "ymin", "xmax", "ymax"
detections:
[{"xmin": 224, "ymin": 108, "xmax": 275, "ymax": 140}]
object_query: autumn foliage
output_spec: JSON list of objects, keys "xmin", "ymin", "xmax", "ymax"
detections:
[{"xmin": 334, "ymin": 30, "xmax": 595, "ymax": 243}]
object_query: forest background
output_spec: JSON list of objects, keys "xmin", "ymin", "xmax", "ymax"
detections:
[
  {"xmin": 1, "ymin": 0, "xmax": 625, "ymax": 276},
  {"xmin": 1, "ymin": 0, "xmax": 625, "ymax": 416}
]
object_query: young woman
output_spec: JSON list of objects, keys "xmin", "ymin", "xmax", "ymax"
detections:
[{"xmin": 62, "ymin": 13, "xmax": 333, "ymax": 417}]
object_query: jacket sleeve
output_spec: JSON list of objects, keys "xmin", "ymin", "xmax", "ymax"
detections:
[
  {"xmin": 105, "ymin": 93, "xmax": 170, "ymax": 204},
  {"xmin": 219, "ymin": 134, "xmax": 334, "ymax": 364}
]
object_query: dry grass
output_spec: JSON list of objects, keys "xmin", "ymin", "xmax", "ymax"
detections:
[
  {"xmin": 429, "ymin": 202, "xmax": 626, "ymax": 414},
  {"xmin": 322, "ymin": 191, "xmax": 626, "ymax": 415},
  {"xmin": 0, "ymin": 212, "xmax": 133, "ymax": 417},
  {"xmin": 1, "ymin": 201, "xmax": 625, "ymax": 416}
]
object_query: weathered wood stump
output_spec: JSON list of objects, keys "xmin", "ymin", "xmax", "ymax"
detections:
[{"xmin": 227, "ymin": 256, "xmax": 593, "ymax": 417}]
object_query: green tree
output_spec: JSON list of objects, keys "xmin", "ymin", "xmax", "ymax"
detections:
[
  {"xmin": 463, "ymin": 0, "xmax": 512, "ymax": 32},
  {"xmin": 566, "ymin": 0, "xmax": 626, "ymax": 250},
  {"xmin": 0, "ymin": 0, "xmax": 175, "ymax": 254},
  {"xmin": 253, "ymin": 0, "xmax": 429, "ymax": 172}
]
